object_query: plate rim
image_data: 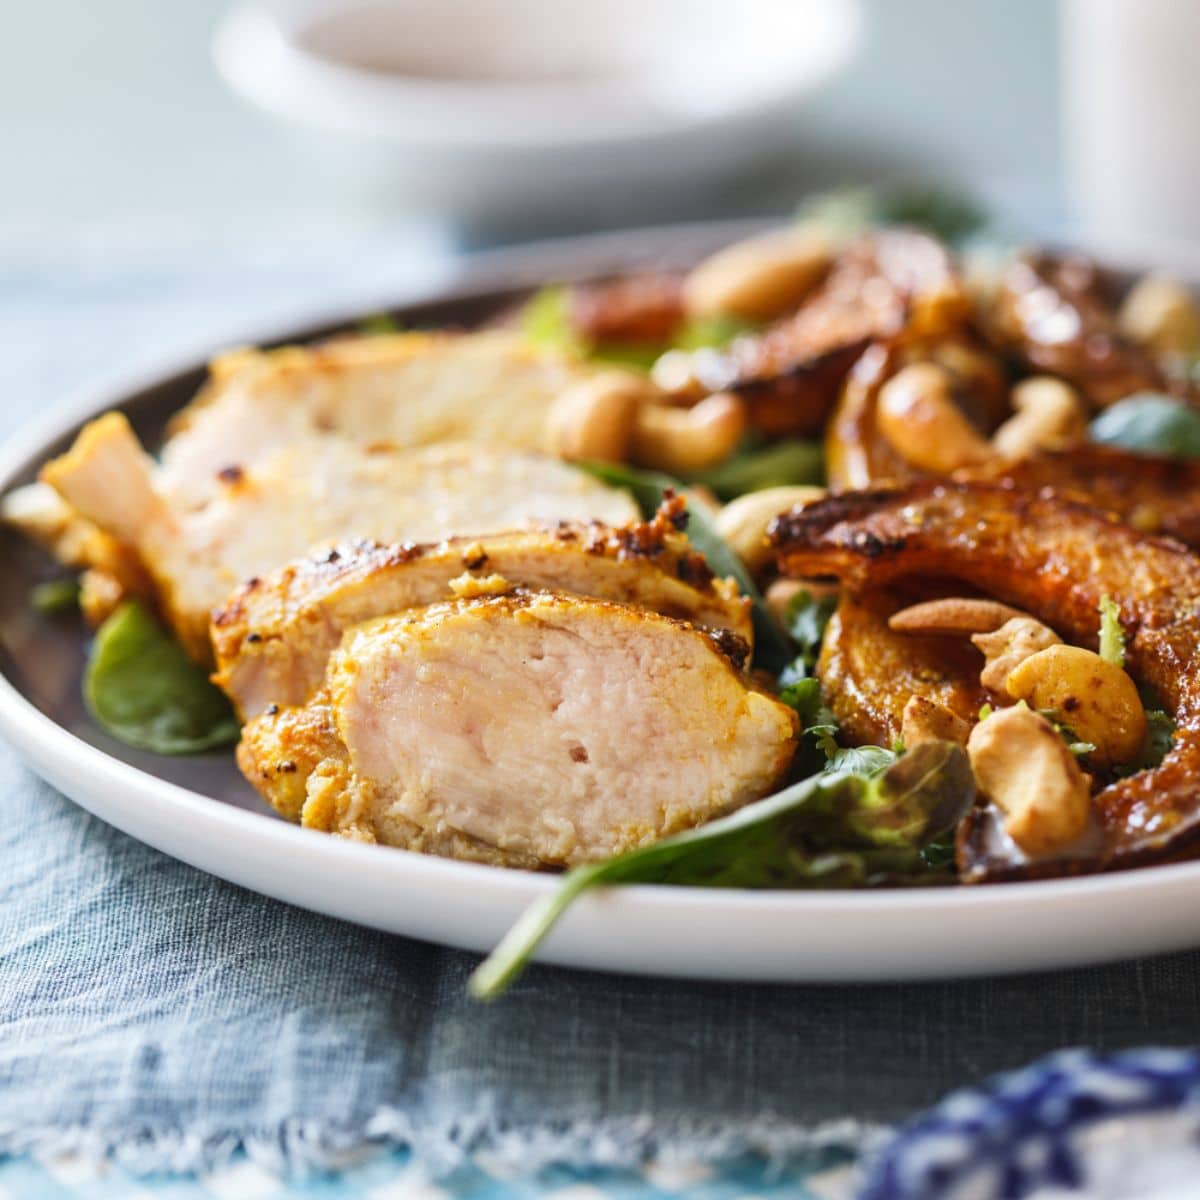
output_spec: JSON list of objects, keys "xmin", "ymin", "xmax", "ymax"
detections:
[{"xmin": 6, "ymin": 216, "xmax": 1200, "ymax": 977}]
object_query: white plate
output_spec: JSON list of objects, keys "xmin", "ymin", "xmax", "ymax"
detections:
[
  {"xmin": 5, "ymin": 220, "xmax": 1200, "ymax": 984},
  {"xmin": 211, "ymin": 0, "xmax": 863, "ymax": 221}
]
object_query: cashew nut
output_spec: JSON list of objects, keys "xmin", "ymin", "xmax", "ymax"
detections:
[
  {"xmin": 967, "ymin": 705, "xmax": 1092, "ymax": 856},
  {"xmin": 1004, "ymin": 644, "xmax": 1147, "ymax": 768},
  {"xmin": 630, "ymin": 392, "xmax": 747, "ymax": 475},
  {"xmin": 876, "ymin": 363, "xmax": 994, "ymax": 473},
  {"xmin": 972, "ymin": 617, "xmax": 1063, "ymax": 691},
  {"xmin": 991, "ymin": 377, "xmax": 1088, "ymax": 459},
  {"xmin": 545, "ymin": 370, "xmax": 650, "ymax": 462},
  {"xmin": 901, "ymin": 696, "xmax": 970, "ymax": 747},
  {"xmin": 683, "ymin": 226, "xmax": 832, "ymax": 322},
  {"xmin": 714, "ymin": 486, "xmax": 826, "ymax": 576},
  {"xmin": 1118, "ymin": 274, "xmax": 1200, "ymax": 355},
  {"xmin": 547, "ymin": 372, "xmax": 748, "ymax": 474},
  {"xmin": 888, "ymin": 597, "xmax": 1031, "ymax": 637},
  {"xmin": 650, "ymin": 348, "xmax": 706, "ymax": 402}
]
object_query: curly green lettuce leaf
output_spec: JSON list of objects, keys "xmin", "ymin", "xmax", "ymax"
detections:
[
  {"xmin": 84, "ymin": 601, "xmax": 240, "ymax": 755},
  {"xmin": 1141, "ymin": 709, "xmax": 1177, "ymax": 769},
  {"xmin": 1112, "ymin": 707, "xmax": 1177, "ymax": 778},
  {"xmin": 1090, "ymin": 394, "xmax": 1200, "ymax": 458},
  {"xmin": 774, "ymin": 591, "xmax": 893, "ymax": 775},
  {"xmin": 519, "ymin": 287, "xmax": 754, "ymax": 370},
  {"xmin": 1098, "ymin": 594, "xmax": 1127, "ymax": 667},
  {"xmin": 579, "ymin": 462, "xmax": 791, "ymax": 673},
  {"xmin": 780, "ymin": 588, "xmax": 838, "ymax": 679},
  {"xmin": 469, "ymin": 741, "xmax": 973, "ymax": 999}
]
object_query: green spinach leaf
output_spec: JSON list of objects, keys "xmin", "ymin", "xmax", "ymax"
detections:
[
  {"xmin": 31, "ymin": 578, "xmax": 80, "ymax": 616},
  {"xmin": 84, "ymin": 601, "xmax": 240, "ymax": 755},
  {"xmin": 1090, "ymin": 394, "xmax": 1200, "ymax": 458},
  {"xmin": 579, "ymin": 461, "xmax": 792, "ymax": 673},
  {"xmin": 682, "ymin": 439, "xmax": 825, "ymax": 501},
  {"xmin": 469, "ymin": 741, "xmax": 973, "ymax": 999}
]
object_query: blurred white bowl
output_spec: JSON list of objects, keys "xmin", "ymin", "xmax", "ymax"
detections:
[{"xmin": 212, "ymin": 0, "xmax": 862, "ymax": 225}]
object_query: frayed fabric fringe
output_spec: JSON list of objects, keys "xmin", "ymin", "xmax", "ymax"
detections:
[{"xmin": 0, "ymin": 1111, "xmax": 888, "ymax": 1180}]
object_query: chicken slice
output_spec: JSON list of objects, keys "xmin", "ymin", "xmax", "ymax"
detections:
[
  {"xmin": 158, "ymin": 331, "xmax": 590, "ymax": 510},
  {"xmin": 42, "ymin": 413, "xmax": 636, "ymax": 661},
  {"xmin": 212, "ymin": 495, "xmax": 750, "ymax": 718},
  {"xmin": 0, "ymin": 481, "xmax": 152, "ymax": 608},
  {"xmin": 237, "ymin": 591, "xmax": 798, "ymax": 868}
]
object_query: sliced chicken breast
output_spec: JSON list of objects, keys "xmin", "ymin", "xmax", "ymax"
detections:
[
  {"xmin": 43, "ymin": 414, "xmax": 636, "ymax": 660},
  {"xmin": 238, "ymin": 591, "xmax": 797, "ymax": 867},
  {"xmin": 212, "ymin": 495, "xmax": 750, "ymax": 718},
  {"xmin": 158, "ymin": 331, "xmax": 590, "ymax": 510}
]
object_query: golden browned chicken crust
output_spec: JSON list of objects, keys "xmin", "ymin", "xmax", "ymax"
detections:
[
  {"xmin": 770, "ymin": 480, "xmax": 1200, "ymax": 876},
  {"xmin": 676, "ymin": 230, "xmax": 970, "ymax": 437},
  {"xmin": 212, "ymin": 496, "xmax": 751, "ymax": 718}
]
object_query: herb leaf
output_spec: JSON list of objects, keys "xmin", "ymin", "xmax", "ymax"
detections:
[
  {"xmin": 1115, "ymin": 707, "xmax": 1177, "ymax": 777},
  {"xmin": 469, "ymin": 741, "xmax": 973, "ymax": 999},
  {"xmin": 358, "ymin": 312, "xmax": 402, "ymax": 336},
  {"xmin": 782, "ymin": 588, "xmax": 838, "ymax": 677},
  {"xmin": 1098, "ymin": 594, "xmax": 1126, "ymax": 667},
  {"xmin": 1090, "ymin": 394, "xmax": 1200, "ymax": 458},
  {"xmin": 84, "ymin": 601, "xmax": 240, "ymax": 755},
  {"xmin": 519, "ymin": 288, "xmax": 752, "ymax": 370},
  {"xmin": 825, "ymin": 743, "xmax": 899, "ymax": 777},
  {"xmin": 579, "ymin": 461, "xmax": 792, "ymax": 673},
  {"xmin": 31, "ymin": 578, "xmax": 81, "ymax": 616}
]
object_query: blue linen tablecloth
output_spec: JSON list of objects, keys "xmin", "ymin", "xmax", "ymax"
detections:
[{"xmin": 4, "ymin": 244, "xmax": 1200, "ymax": 1199}]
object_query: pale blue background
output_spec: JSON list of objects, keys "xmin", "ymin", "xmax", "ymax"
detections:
[{"xmin": 0, "ymin": 0, "xmax": 1060, "ymax": 255}]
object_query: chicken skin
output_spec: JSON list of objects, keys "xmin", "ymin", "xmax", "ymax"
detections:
[
  {"xmin": 23, "ymin": 330, "xmax": 614, "ymax": 659},
  {"xmin": 157, "ymin": 331, "xmax": 592, "ymax": 510},
  {"xmin": 41, "ymin": 415, "xmax": 635, "ymax": 661},
  {"xmin": 212, "ymin": 496, "xmax": 751, "ymax": 719},
  {"xmin": 237, "ymin": 591, "xmax": 797, "ymax": 868}
]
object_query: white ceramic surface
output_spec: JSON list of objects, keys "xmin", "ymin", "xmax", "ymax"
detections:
[
  {"xmin": 211, "ymin": 0, "xmax": 863, "ymax": 221},
  {"xmin": 5, "ymin": 221, "xmax": 1200, "ymax": 985}
]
